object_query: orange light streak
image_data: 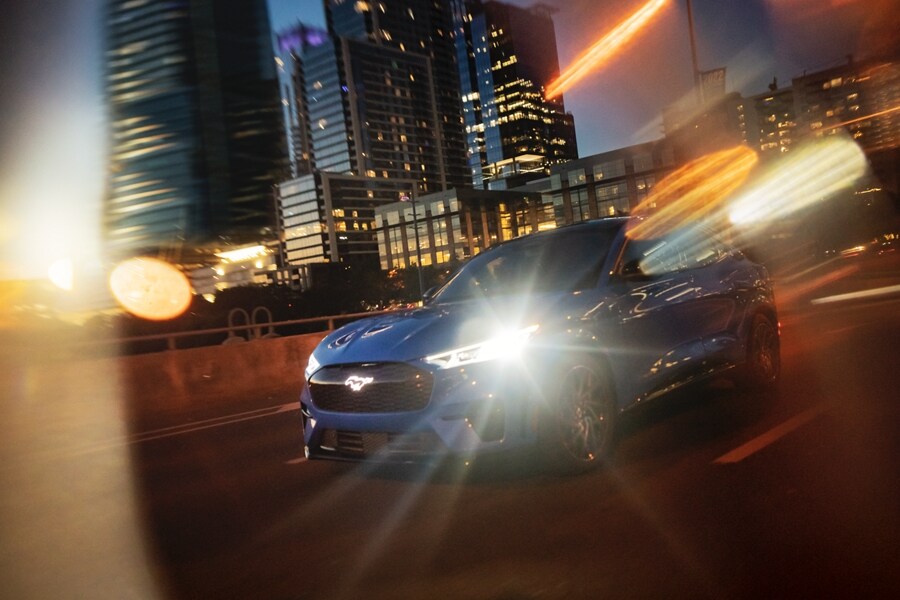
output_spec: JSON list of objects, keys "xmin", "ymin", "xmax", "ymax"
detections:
[
  {"xmin": 627, "ymin": 145, "xmax": 758, "ymax": 240},
  {"xmin": 546, "ymin": 0, "xmax": 669, "ymax": 99},
  {"xmin": 825, "ymin": 104, "xmax": 900, "ymax": 132}
]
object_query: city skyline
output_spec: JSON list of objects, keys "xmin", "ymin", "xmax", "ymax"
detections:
[{"xmin": 1, "ymin": 0, "xmax": 896, "ymax": 282}]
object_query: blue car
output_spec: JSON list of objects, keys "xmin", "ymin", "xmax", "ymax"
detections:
[{"xmin": 300, "ymin": 217, "xmax": 780, "ymax": 470}]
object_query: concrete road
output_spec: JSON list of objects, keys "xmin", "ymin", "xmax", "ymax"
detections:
[
  {"xmin": 3, "ymin": 273, "xmax": 899, "ymax": 599},
  {"xmin": 124, "ymin": 297, "xmax": 900, "ymax": 599}
]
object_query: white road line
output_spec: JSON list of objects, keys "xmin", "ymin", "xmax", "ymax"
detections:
[
  {"xmin": 127, "ymin": 403, "xmax": 299, "ymax": 445},
  {"xmin": 811, "ymin": 283, "xmax": 900, "ymax": 305},
  {"xmin": 128, "ymin": 403, "xmax": 297, "ymax": 437},
  {"xmin": 67, "ymin": 402, "xmax": 300, "ymax": 457},
  {"xmin": 713, "ymin": 405, "xmax": 826, "ymax": 465}
]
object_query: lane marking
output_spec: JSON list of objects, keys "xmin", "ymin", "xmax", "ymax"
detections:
[
  {"xmin": 67, "ymin": 402, "xmax": 300, "ymax": 457},
  {"xmin": 811, "ymin": 283, "xmax": 900, "ymax": 305},
  {"xmin": 126, "ymin": 403, "xmax": 299, "ymax": 445},
  {"xmin": 713, "ymin": 405, "xmax": 826, "ymax": 464}
]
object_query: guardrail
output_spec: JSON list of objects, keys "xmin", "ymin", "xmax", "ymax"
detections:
[{"xmin": 81, "ymin": 308, "xmax": 399, "ymax": 353}]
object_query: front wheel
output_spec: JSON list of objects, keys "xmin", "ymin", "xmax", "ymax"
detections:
[
  {"xmin": 741, "ymin": 313, "xmax": 781, "ymax": 389},
  {"xmin": 545, "ymin": 362, "xmax": 617, "ymax": 473}
]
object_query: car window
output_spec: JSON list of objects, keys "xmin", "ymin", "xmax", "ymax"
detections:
[
  {"xmin": 618, "ymin": 226, "xmax": 724, "ymax": 277},
  {"xmin": 433, "ymin": 224, "xmax": 621, "ymax": 303},
  {"xmin": 619, "ymin": 235, "xmax": 686, "ymax": 276},
  {"xmin": 682, "ymin": 229, "xmax": 725, "ymax": 269}
]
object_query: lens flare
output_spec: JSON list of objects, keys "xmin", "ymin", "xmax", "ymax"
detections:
[
  {"xmin": 728, "ymin": 136, "xmax": 868, "ymax": 225},
  {"xmin": 109, "ymin": 257, "xmax": 192, "ymax": 320},
  {"xmin": 47, "ymin": 258, "xmax": 74, "ymax": 291},
  {"xmin": 546, "ymin": 0, "xmax": 669, "ymax": 99},
  {"xmin": 627, "ymin": 145, "xmax": 758, "ymax": 240}
]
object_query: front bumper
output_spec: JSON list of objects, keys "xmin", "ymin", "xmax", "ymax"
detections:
[{"xmin": 301, "ymin": 359, "xmax": 544, "ymax": 461}]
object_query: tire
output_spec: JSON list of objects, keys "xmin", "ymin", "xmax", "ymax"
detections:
[
  {"xmin": 545, "ymin": 360, "xmax": 617, "ymax": 473},
  {"xmin": 742, "ymin": 313, "xmax": 781, "ymax": 389}
]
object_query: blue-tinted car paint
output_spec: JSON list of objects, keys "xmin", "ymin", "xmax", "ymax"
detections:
[{"xmin": 300, "ymin": 218, "xmax": 777, "ymax": 461}]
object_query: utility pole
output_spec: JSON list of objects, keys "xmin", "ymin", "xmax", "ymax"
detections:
[{"xmin": 686, "ymin": 0, "xmax": 702, "ymax": 104}]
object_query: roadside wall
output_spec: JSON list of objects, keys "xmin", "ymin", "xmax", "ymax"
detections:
[{"xmin": 114, "ymin": 332, "xmax": 327, "ymax": 416}]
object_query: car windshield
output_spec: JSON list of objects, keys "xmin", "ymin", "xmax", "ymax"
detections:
[{"xmin": 432, "ymin": 222, "xmax": 622, "ymax": 303}]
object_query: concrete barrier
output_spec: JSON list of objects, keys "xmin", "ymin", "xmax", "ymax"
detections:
[{"xmin": 116, "ymin": 332, "xmax": 328, "ymax": 417}]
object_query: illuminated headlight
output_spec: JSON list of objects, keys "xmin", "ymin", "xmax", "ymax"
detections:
[
  {"xmin": 305, "ymin": 353, "xmax": 320, "ymax": 379},
  {"xmin": 425, "ymin": 325, "xmax": 538, "ymax": 369}
]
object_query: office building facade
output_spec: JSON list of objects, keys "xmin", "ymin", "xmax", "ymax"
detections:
[
  {"xmin": 751, "ymin": 85, "xmax": 796, "ymax": 156},
  {"xmin": 375, "ymin": 187, "xmax": 547, "ymax": 270},
  {"xmin": 104, "ymin": 0, "xmax": 288, "ymax": 263},
  {"xmin": 279, "ymin": 172, "xmax": 418, "ymax": 269},
  {"xmin": 376, "ymin": 140, "xmax": 678, "ymax": 270},
  {"xmin": 793, "ymin": 57, "xmax": 900, "ymax": 153},
  {"xmin": 453, "ymin": 0, "xmax": 577, "ymax": 188},
  {"xmin": 273, "ymin": 1, "xmax": 479, "ymax": 275},
  {"xmin": 324, "ymin": 0, "xmax": 471, "ymax": 189}
]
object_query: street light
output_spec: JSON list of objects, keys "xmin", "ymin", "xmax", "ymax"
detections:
[{"xmin": 400, "ymin": 190, "xmax": 425, "ymax": 299}]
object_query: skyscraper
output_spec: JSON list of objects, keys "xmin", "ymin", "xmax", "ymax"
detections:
[
  {"xmin": 274, "ymin": 1, "xmax": 476, "ymax": 271},
  {"xmin": 104, "ymin": 0, "xmax": 288, "ymax": 263},
  {"xmin": 453, "ymin": 0, "xmax": 578, "ymax": 189},
  {"xmin": 325, "ymin": 0, "xmax": 471, "ymax": 189}
]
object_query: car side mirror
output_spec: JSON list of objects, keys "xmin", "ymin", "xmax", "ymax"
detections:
[
  {"xmin": 618, "ymin": 259, "xmax": 652, "ymax": 281},
  {"xmin": 422, "ymin": 286, "xmax": 438, "ymax": 304}
]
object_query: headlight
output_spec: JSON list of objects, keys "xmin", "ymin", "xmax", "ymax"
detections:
[
  {"xmin": 425, "ymin": 325, "xmax": 538, "ymax": 369},
  {"xmin": 305, "ymin": 353, "xmax": 320, "ymax": 379}
]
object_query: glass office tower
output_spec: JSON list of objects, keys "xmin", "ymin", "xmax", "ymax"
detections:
[
  {"xmin": 104, "ymin": 0, "xmax": 288, "ymax": 263},
  {"xmin": 325, "ymin": 0, "xmax": 471, "ymax": 189},
  {"xmin": 453, "ymin": 0, "xmax": 577, "ymax": 188}
]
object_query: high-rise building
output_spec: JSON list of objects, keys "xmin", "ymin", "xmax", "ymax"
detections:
[
  {"xmin": 751, "ymin": 84, "xmax": 796, "ymax": 156},
  {"xmin": 277, "ymin": 24, "xmax": 330, "ymax": 177},
  {"xmin": 793, "ymin": 57, "xmax": 900, "ymax": 153},
  {"xmin": 453, "ymin": 0, "xmax": 577, "ymax": 189},
  {"xmin": 104, "ymin": 0, "xmax": 288, "ymax": 263},
  {"xmin": 325, "ymin": 0, "xmax": 471, "ymax": 189},
  {"xmin": 663, "ymin": 92, "xmax": 751, "ymax": 162},
  {"xmin": 273, "ymin": 1, "xmax": 477, "ymax": 273}
]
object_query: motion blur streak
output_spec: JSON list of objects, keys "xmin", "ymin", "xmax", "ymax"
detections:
[
  {"xmin": 824, "ymin": 104, "xmax": 900, "ymax": 147},
  {"xmin": 778, "ymin": 264, "xmax": 859, "ymax": 307},
  {"xmin": 811, "ymin": 283, "xmax": 900, "ymax": 305},
  {"xmin": 546, "ymin": 0, "xmax": 669, "ymax": 99},
  {"xmin": 728, "ymin": 136, "xmax": 867, "ymax": 225},
  {"xmin": 627, "ymin": 146, "xmax": 758, "ymax": 240}
]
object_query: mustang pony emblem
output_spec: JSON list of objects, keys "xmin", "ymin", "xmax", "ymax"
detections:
[{"xmin": 344, "ymin": 375, "xmax": 374, "ymax": 392}]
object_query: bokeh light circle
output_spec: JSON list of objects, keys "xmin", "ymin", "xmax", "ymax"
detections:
[{"xmin": 109, "ymin": 258, "xmax": 193, "ymax": 320}]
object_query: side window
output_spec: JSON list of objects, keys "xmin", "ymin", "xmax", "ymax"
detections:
[
  {"xmin": 680, "ymin": 229, "xmax": 724, "ymax": 269},
  {"xmin": 618, "ymin": 235, "xmax": 686, "ymax": 277}
]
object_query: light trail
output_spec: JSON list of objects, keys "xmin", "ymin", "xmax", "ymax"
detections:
[
  {"xmin": 811, "ymin": 283, "xmax": 900, "ymax": 305},
  {"xmin": 825, "ymin": 104, "xmax": 900, "ymax": 131},
  {"xmin": 627, "ymin": 145, "xmax": 758, "ymax": 240},
  {"xmin": 546, "ymin": 0, "xmax": 669, "ymax": 99},
  {"xmin": 728, "ymin": 135, "xmax": 868, "ymax": 225}
]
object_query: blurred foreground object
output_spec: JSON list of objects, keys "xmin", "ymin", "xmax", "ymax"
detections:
[{"xmin": 109, "ymin": 258, "xmax": 192, "ymax": 320}]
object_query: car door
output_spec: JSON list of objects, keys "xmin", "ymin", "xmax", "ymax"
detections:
[
  {"xmin": 685, "ymin": 233, "xmax": 764, "ymax": 369},
  {"xmin": 604, "ymin": 228, "xmax": 709, "ymax": 405}
]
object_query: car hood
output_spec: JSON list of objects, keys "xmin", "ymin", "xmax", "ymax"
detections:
[{"xmin": 313, "ymin": 293, "xmax": 599, "ymax": 366}]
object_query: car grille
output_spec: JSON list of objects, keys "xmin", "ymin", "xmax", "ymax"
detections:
[
  {"xmin": 319, "ymin": 429, "xmax": 444, "ymax": 457},
  {"xmin": 308, "ymin": 363, "xmax": 433, "ymax": 413}
]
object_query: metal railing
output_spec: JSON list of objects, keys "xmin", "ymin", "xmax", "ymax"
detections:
[{"xmin": 81, "ymin": 308, "xmax": 397, "ymax": 353}]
